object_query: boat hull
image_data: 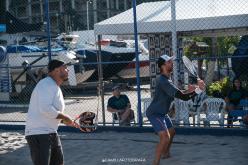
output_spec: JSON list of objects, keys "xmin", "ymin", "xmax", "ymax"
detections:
[
  {"xmin": 7, "ymin": 49, "xmax": 94, "ymax": 91},
  {"xmin": 76, "ymin": 48, "xmax": 136, "ymax": 81}
]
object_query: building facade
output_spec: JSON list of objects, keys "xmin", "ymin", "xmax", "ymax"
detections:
[{"xmin": 5, "ymin": 0, "xmax": 158, "ymax": 33}]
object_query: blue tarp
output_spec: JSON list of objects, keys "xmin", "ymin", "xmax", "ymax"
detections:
[
  {"xmin": 6, "ymin": 45, "xmax": 42, "ymax": 53},
  {"xmin": 6, "ymin": 45, "xmax": 65, "ymax": 53}
]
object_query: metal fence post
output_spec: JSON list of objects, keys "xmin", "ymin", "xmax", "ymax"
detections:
[
  {"xmin": 132, "ymin": 0, "xmax": 142, "ymax": 127},
  {"xmin": 45, "ymin": 0, "xmax": 52, "ymax": 62},
  {"xmin": 171, "ymin": 0, "xmax": 178, "ymax": 87},
  {"xmin": 97, "ymin": 35, "xmax": 105, "ymax": 126}
]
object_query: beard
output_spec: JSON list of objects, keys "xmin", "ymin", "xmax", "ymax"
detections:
[
  {"xmin": 60, "ymin": 73, "xmax": 69, "ymax": 82},
  {"xmin": 167, "ymin": 66, "xmax": 173, "ymax": 73},
  {"xmin": 63, "ymin": 77, "xmax": 69, "ymax": 81}
]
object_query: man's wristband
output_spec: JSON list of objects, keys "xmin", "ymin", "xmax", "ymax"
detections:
[{"xmin": 195, "ymin": 87, "xmax": 203, "ymax": 94}]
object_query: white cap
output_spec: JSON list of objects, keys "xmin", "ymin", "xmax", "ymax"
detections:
[
  {"xmin": 158, "ymin": 54, "xmax": 175, "ymax": 68},
  {"xmin": 160, "ymin": 54, "xmax": 175, "ymax": 61}
]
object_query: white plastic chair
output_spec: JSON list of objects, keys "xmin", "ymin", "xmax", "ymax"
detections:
[
  {"xmin": 140, "ymin": 98, "xmax": 152, "ymax": 123},
  {"xmin": 174, "ymin": 99, "xmax": 193, "ymax": 126},
  {"xmin": 197, "ymin": 97, "xmax": 226, "ymax": 127}
]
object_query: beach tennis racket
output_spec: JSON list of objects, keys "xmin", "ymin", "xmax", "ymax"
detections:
[
  {"xmin": 74, "ymin": 111, "xmax": 96, "ymax": 132},
  {"xmin": 182, "ymin": 55, "xmax": 200, "ymax": 80},
  {"xmin": 182, "ymin": 56, "xmax": 205, "ymax": 94}
]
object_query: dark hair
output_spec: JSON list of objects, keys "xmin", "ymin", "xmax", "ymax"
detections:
[
  {"xmin": 232, "ymin": 77, "xmax": 242, "ymax": 88},
  {"xmin": 48, "ymin": 60, "xmax": 65, "ymax": 72},
  {"xmin": 157, "ymin": 57, "xmax": 165, "ymax": 68}
]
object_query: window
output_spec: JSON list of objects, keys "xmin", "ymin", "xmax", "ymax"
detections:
[
  {"xmin": 97, "ymin": 11, "xmax": 108, "ymax": 22},
  {"xmin": 119, "ymin": 1, "xmax": 125, "ymax": 10},
  {"xmin": 32, "ymin": 4, "xmax": 40, "ymax": 14},
  {"xmin": 98, "ymin": 0, "xmax": 107, "ymax": 9},
  {"xmin": 17, "ymin": 6, "xmax": 27, "ymax": 17}
]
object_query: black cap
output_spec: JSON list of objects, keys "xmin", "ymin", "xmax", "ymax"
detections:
[{"xmin": 48, "ymin": 59, "xmax": 65, "ymax": 72}]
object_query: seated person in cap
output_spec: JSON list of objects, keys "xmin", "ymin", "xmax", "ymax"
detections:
[{"xmin": 107, "ymin": 85, "xmax": 135, "ymax": 126}]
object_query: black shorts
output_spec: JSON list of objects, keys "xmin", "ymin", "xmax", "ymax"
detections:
[{"xmin": 25, "ymin": 133, "xmax": 63, "ymax": 165}]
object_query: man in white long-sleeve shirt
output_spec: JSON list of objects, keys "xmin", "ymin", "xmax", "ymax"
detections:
[{"xmin": 25, "ymin": 59, "xmax": 80, "ymax": 165}]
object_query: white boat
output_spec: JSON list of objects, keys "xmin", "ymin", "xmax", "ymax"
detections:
[
  {"xmin": 55, "ymin": 33, "xmax": 156, "ymax": 82},
  {"xmin": 112, "ymin": 40, "xmax": 150, "ymax": 80},
  {"xmin": 57, "ymin": 34, "xmax": 138, "ymax": 81},
  {"xmin": 113, "ymin": 53, "xmax": 150, "ymax": 79},
  {"xmin": 6, "ymin": 44, "xmax": 95, "ymax": 93}
]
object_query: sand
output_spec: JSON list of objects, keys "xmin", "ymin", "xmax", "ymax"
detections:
[{"xmin": 0, "ymin": 130, "xmax": 248, "ymax": 165}]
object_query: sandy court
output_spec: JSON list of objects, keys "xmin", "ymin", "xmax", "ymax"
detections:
[{"xmin": 0, "ymin": 130, "xmax": 248, "ymax": 165}]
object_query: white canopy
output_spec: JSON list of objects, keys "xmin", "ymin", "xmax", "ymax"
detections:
[{"xmin": 94, "ymin": 0, "xmax": 248, "ymax": 36}]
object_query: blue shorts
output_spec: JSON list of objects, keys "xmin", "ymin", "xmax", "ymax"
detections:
[{"xmin": 148, "ymin": 114, "xmax": 173, "ymax": 133}]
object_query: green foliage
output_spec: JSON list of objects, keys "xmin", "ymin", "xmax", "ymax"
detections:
[
  {"xmin": 183, "ymin": 36, "xmax": 240, "ymax": 58},
  {"xmin": 217, "ymin": 36, "xmax": 240, "ymax": 55},
  {"xmin": 206, "ymin": 77, "xmax": 231, "ymax": 97},
  {"xmin": 183, "ymin": 37, "xmax": 211, "ymax": 58}
]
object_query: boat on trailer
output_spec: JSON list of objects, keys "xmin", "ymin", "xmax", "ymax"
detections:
[{"xmin": 6, "ymin": 44, "xmax": 95, "ymax": 93}]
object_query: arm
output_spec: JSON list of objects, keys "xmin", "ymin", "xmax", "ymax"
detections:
[
  {"xmin": 175, "ymin": 80, "xmax": 205, "ymax": 101},
  {"xmin": 160, "ymin": 78, "xmax": 197, "ymax": 101},
  {"xmin": 126, "ymin": 103, "xmax": 131, "ymax": 109},
  {"xmin": 175, "ymin": 90, "xmax": 197, "ymax": 101},
  {"xmin": 124, "ymin": 95, "xmax": 131, "ymax": 109},
  {"xmin": 57, "ymin": 113, "xmax": 73, "ymax": 125},
  {"xmin": 225, "ymin": 96, "xmax": 230, "ymax": 103},
  {"xmin": 37, "ymin": 84, "xmax": 79, "ymax": 128},
  {"xmin": 37, "ymin": 86, "xmax": 61, "ymax": 119},
  {"xmin": 107, "ymin": 106, "xmax": 120, "ymax": 113},
  {"xmin": 107, "ymin": 97, "xmax": 126, "ymax": 113},
  {"xmin": 57, "ymin": 113, "xmax": 81, "ymax": 128}
]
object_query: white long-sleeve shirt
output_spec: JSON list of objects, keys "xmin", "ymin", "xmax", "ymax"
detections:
[{"xmin": 25, "ymin": 76, "xmax": 65, "ymax": 136}]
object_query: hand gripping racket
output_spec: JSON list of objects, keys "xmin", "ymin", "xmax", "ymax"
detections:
[
  {"xmin": 182, "ymin": 56, "xmax": 203, "ymax": 94},
  {"xmin": 182, "ymin": 56, "xmax": 200, "ymax": 80},
  {"xmin": 74, "ymin": 111, "xmax": 96, "ymax": 132}
]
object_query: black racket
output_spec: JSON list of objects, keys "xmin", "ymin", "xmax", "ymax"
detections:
[{"xmin": 182, "ymin": 56, "xmax": 200, "ymax": 80}]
